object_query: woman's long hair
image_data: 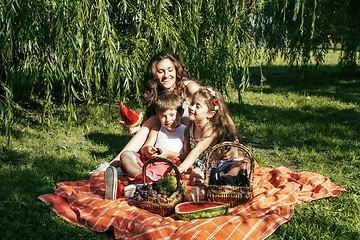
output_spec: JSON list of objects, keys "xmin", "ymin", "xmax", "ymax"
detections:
[{"xmin": 142, "ymin": 51, "xmax": 189, "ymax": 117}]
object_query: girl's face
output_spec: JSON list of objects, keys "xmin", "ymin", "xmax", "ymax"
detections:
[
  {"xmin": 155, "ymin": 59, "xmax": 177, "ymax": 91},
  {"xmin": 188, "ymin": 94, "xmax": 215, "ymax": 123}
]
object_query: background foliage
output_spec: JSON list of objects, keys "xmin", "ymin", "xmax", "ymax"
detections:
[{"xmin": 1, "ymin": 0, "xmax": 359, "ymax": 148}]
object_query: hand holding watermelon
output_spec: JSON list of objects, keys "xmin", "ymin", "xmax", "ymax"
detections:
[{"xmin": 119, "ymin": 102, "xmax": 143, "ymax": 134}]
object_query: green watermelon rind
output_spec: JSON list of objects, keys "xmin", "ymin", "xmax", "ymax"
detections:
[
  {"xmin": 122, "ymin": 111, "xmax": 143, "ymax": 128},
  {"xmin": 175, "ymin": 202, "xmax": 229, "ymax": 221}
]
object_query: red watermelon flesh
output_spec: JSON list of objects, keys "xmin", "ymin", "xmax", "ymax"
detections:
[
  {"xmin": 175, "ymin": 201, "xmax": 229, "ymax": 220},
  {"xmin": 120, "ymin": 102, "xmax": 143, "ymax": 127},
  {"xmin": 177, "ymin": 202, "xmax": 225, "ymax": 212}
]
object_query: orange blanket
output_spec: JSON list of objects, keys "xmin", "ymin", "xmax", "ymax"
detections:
[{"xmin": 45, "ymin": 165, "xmax": 345, "ymax": 239}]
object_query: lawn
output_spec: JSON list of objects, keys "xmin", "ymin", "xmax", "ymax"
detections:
[{"xmin": 1, "ymin": 51, "xmax": 359, "ymax": 239}]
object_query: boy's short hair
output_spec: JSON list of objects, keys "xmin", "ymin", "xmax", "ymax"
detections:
[{"xmin": 155, "ymin": 91, "xmax": 183, "ymax": 114}]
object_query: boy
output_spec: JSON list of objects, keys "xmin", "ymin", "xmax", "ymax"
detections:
[{"xmin": 104, "ymin": 92, "xmax": 186, "ymax": 199}]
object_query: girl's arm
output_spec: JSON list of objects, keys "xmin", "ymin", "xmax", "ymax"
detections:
[{"xmin": 177, "ymin": 133, "xmax": 215, "ymax": 174}]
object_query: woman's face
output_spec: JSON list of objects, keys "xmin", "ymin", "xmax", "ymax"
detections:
[{"xmin": 155, "ymin": 59, "xmax": 177, "ymax": 91}]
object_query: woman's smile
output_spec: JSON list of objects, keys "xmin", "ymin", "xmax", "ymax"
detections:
[{"xmin": 155, "ymin": 59, "xmax": 177, "ymax": 91}]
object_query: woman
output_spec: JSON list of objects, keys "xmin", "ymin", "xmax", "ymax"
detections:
[{"xmin": 118, "ymin": 51, "xmax": 202, "ymax": 154}]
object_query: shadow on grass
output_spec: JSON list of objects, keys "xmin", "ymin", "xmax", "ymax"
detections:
[
  {"xmin": 85, "ymin": 132, "xmax": 133, "ymax": 159},
  {"xmin": 249, "ymin": 65, "xmax": 360, "ymax": 105},
  {"xmin": 228, "ymin": 100, "xmax": 360, "ymax": 153},
  {"xmin": 0, "ymin": 139, "xmax": 115, "ymax": 239}
]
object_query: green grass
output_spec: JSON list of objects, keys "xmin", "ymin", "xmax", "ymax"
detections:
[
  {"xmin": 262, "ymin": 48, "xmax": 360, "ymax": 66},
  {"xmin": 1, "ymin": 55, "xmax": 360, "ymax": 239}
]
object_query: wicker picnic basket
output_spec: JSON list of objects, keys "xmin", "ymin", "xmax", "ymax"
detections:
[
  {"xmin": 139, "ymin": 157, "xmax": 185, "ymax": 216},
  {"xmin": 204, "ymin": 141, "xmax": 254, "ymax": 208}
]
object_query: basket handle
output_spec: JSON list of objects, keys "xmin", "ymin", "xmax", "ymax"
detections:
[
  {"xmin": 142, "ymin": 157, "xmax": 182, "ymax": 190},
  {"xmin": 204, "ymin": 141, "xmax": 255, "ymax": 181}
]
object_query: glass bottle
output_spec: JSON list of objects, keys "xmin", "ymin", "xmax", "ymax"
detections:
[
  {"xmin": 209, "ymin": 160, "xmax": 220, "ymax": 185},
  {"xmin": 219, "ymin": 171, "xmax": 226, "ymax": 185},
  {"xmin": 236, "ymin": 160, "xmax": 249, "ymax": 186}
]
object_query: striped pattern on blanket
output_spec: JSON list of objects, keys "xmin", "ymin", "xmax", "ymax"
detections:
[{"xmin": 54, "ymin": 164, "xmax": 345, "ymax": 240}]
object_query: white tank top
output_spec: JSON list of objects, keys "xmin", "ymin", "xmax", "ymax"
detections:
[{"xmin": 155, "ymin": 124, "xmax": 186, "ymax": 153}]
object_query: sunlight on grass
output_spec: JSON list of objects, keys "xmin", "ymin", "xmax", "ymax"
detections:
[
  {"xmin": 262, "ymin": 49, "xmax": 360, "ymax": 66},
  {"xmin": 1, "ymin": 56, "xmax": 359, "ymax": 239}
]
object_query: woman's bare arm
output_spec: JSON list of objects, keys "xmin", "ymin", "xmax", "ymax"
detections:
[
  {"xmin": 110, "ymin": 115, "xmax": 160, "ymax": 163},
  {"xmin": 177, "ymin": 133, "xmax": 215, "ymax": 174}
]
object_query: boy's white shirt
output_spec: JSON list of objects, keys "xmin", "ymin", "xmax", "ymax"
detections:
[{"xmin": 155, "ymin": 124, "xmax": 186, "ymax": 153}]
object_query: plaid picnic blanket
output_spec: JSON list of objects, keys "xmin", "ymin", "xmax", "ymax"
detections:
[{"xmin": 43, "ymin": 164, "xmax": 345, "ymax": 240}]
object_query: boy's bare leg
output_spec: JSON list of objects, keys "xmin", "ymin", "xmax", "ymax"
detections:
[
  {"xmin": 109, "ymin": 115, "xmax": 161, "ymax": 167},
  {"xmin": 118, "ymin": 150, "xmax": 142, "ymax": 178}
]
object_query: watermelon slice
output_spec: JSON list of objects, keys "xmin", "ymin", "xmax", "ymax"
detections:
[
  {"xmin": 175, "ymin": 201, "xmax": 229, "ymax": 220},
  {"xmin": 120, "ymin": 102, "xmax": 143, "ymax": 128}
]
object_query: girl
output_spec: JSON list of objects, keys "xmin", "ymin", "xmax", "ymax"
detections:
[{"xmin": 178, "ymin": 87, "xmax": 239, "ymax": 178}]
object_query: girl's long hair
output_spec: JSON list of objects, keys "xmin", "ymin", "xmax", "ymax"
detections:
[
  {"xmin": 142, "ymin": 51, "xmax": 189, "ymax": 117},
  {"xmin": 186, "ymin": 87, "xmax": 238, "ymax": 145}
]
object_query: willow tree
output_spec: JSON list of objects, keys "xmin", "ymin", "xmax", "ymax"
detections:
[
  {"xmin": 253, "ymin": 0, "xmax": 360, "ymax": 68},
  {"xmin": 1, "ymin": 0, "xmax": 359, "ymax": 148}
]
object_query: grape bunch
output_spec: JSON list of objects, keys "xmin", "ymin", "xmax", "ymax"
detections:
[
  {"xmin": 133, "ymin": 174, "xmax": 178, "ymax": 202},
  {"xmin": 153, "ymin": 174, "xmax": 177, "ymax": 197},
  {"xmin": 133, "ymin": 184, "xmax": 167, "ymax": 202}
]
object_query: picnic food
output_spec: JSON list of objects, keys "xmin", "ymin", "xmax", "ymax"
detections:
[
  {"xmin": 204, "ymin": 141, "xmax": 254, "ymax": 207},
  {"xmin": 209, "ymin": 160, "xmax": 220, "ymax": 185},
  {"xmin": 153, "ymin": 173, "xmax": 177, "ymax": 197},
  {"xmin": 133, "ymin": 184, "xmax": 156, "ymax": 201},
  {"xmin": 120, "ymin": 102, "xmax": 143, "ymax": 127},
  {"xmin": 138, "ymin": 158, "xmax": 184, "ymax": 216},
  {"xmin": 175, "ymin": 201, "xmax": 229, "ymax": 220},
  {"xmin": 236, "ymin": 160, "xmax": 249, "ymax": 186},
  {"xmin": 132, "ymin": 174, "xmax": 177, "ymax": 201}
]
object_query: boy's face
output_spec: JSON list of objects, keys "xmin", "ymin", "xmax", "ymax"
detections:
[{"xmin": 157, "ymin": 108, "xmax": 181, "ymax": 131}]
